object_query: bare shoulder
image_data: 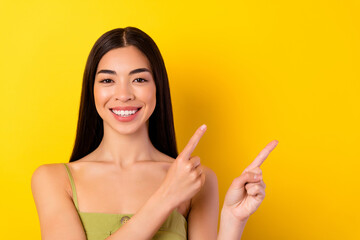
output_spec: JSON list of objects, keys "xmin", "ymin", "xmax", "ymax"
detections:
[
  {"xmin": 198, "ymin": 165, "xmax": 218, "ymax": 198},
  {"xmin": 31, "ymin": 163, "xmax": 86, "ymax": 239},
  {"xmin": 31, "ymin": 163, "xmax": 73, "ymax": 208},
  {"xmin": 32, "ymin": 162, "xmax": 66, "ymax": 174},
  {"xmin": 31, "ymin": 163, "xmax": 68, "ymax": 191},
  {"xmin": 190, "ymin": 165, "xmax": 219, "ymax": 208},
  {"xmin": 203, "ymin": 166, "xmax": 218, "ymax": 183},
  {"xmin": 187, "ymin": 165, "xmax": 219, "ymax": 239}
]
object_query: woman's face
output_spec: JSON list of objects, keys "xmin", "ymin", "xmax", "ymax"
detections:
[{"xmin": 94, "ymin": 46, "xmax": 156, "ymax": 135}]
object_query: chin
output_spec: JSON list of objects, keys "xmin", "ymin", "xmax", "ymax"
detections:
[{"xmin": 106, "ymin": 121, "xmax": 148, "ymax": 136}]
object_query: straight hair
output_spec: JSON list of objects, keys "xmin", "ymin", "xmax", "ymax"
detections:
[{"xmin": 69, "ymin": 27, "xmax": 178, "ymax": 162}]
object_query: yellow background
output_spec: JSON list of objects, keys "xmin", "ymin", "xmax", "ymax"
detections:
[{"xmin": 0, "ymin": 0, "xmax": 359, "ymax": 239}]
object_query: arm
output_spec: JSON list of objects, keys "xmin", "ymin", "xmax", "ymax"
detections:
[
  {"xmin": 217, "ymin": 171, "xmax": 262, "ymax": 240},
  {"xmin": 187, "ymin": 166, "xmax": 219, "ymax": 240},
  {"xmin": 105, "ymin": 186, "xmax": 176, "ymax": 240},
  {"xmin": 32, "ymin": 126, "xmax": 209, "ymax": 240},
  {"xmin": 218, "ymin": 211, "xmax": 247, "ymax": 240},
  {"xmin": 217, "ymin": 172, "xmax": 265, "ymax": 240},
  {"xmin": 217, "ymin": 140, "xmax": 278, "ymax": 240},
  {"xmin": 32, "ymin": 162, "xmax": 198, "ymax": 240},
  {"xmin": 31, "ymin": 164, "xmax": 87, "ymax": 240},
  {"xmin": 31, "ymin": 164, "xmax": 179, "ymax": 240},
  {"xmin": 106, "ymin": 125, "xmax": 210, "ymax": 239},
  {"xmin": 32, "ymin": 161, "xmax": 205, "ymax": 240}
]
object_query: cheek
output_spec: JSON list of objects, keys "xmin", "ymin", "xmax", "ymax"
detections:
[
  {"xmin": 94, "ymin": 86, "xmax": 111, "ymax": 110},
  {"xmin": 138, "ymin": 84, "xmax": 156, "ymax": 112},
  {"xmin": 147, "ymin": 84, "xmax": 157, "ymax": 109}
]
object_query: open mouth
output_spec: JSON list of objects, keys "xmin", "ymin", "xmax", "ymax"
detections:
[{"xmin": 110, "ymin": 107, "xmax": 142, "ymax": 117}]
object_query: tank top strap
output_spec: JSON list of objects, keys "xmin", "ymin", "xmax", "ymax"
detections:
[{"xmin": 63, "ymin": 163, "xmax": 79, "ymax": 211}]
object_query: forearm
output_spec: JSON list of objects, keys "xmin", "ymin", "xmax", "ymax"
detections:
[
  {"xmin": 217, "ymin": 208, "xmax": 248, "ymax": 240},
  {"xmin": 106, "ymin": 187, "xmax": 174, "ymax": 240}
]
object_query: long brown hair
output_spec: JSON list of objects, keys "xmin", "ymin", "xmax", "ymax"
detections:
[{"xmin": 69, "ymin": 27, "xmax": 178, "ymax": 162}]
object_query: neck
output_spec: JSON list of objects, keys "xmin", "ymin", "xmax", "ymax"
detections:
[{"xmin": 93, "ymin": 122, "xmax": 159, "ymax": 167}]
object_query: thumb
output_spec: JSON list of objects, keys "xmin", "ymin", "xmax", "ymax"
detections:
[{"xmin": 230, "ymin": 172, "xmax": 262, "ymax": 190}]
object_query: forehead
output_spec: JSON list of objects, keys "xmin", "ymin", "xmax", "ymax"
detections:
[{"xmin": 97, "ymin": 46, "xmax": 151, "ymax": 73}]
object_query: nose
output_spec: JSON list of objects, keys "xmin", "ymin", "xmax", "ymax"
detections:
[{"xmin": 114, "ymin": 82, "xmax": 135, "ymax": 102}]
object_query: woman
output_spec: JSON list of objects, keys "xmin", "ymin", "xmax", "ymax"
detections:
[{"xmin": 31, "ymin": 27, "xmax": 278, "ymax": 240}]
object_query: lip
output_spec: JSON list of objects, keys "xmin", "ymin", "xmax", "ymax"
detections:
[
  {"xmin": 110, "ymin": 107, "xmax": 142, "ymax": 122},
  {"xmin": 110, "ymin": 106, "xmax": 142, "ymax": 111}
]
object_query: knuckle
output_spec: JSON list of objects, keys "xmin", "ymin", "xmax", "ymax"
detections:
[
  {"xmin": 247, "ymin": 187, "xmax": 254, "ymax": 194},
  {"xmin": 193, "ymin": 156, "xmax": 201, "ymax": 165},
  {"xmin": 185, "ymin": 163, "xmax": 193, "ymax": 171},
  {"xmin": 244, "ymin": 172, "xmax": 252, "ymax": 179},
  {"xmin": 190, "ymin": 171, "xmax": 198, "ymax": 180},
  {"xmin": 248, "ymin": 167, "xmax": 262, "ymax": 175},
  {"xmin": 258, "ymin": 152, "xmax": 267, "ymax": 160}
]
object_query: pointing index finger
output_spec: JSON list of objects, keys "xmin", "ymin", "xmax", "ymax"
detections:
[
  {"xmin": 244, "ymin": 140, "xmax": 278, "ymax": 171},
  {"xmin": 178, "ymin": 124, "xmax": 207, "ymax": 160}
]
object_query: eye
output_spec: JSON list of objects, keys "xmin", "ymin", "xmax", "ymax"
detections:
[
  {"xmin": 99, "ymin": 79, "xmax": 113, "ymax": 83},
  {"xmin": 133, "ymin": 78, "xmax": 148, "ymax": 83}
]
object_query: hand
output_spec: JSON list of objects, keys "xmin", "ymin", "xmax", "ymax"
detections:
[
  {"xmin": 159, "ymin": 124, "xmax": 207, "ymax": 209},
  {"xmin": 222, "ymin": 140, "xmax": 278, "ymax": 223}
]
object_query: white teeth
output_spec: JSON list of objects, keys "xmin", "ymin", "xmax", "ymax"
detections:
[{"xmin": 111, "ymin": 109, "xmax": 138, "ymax": 117}]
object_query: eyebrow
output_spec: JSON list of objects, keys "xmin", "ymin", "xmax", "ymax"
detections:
[{"xmin": 96, "ymin": 68, "xmax": 151, "ymax": 75}]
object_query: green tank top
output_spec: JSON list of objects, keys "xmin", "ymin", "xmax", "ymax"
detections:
[{"xmin": 63, "ymin": 163, "xmax": 187, "ymax": 240}]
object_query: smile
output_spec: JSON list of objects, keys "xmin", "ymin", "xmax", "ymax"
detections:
[
  {"xmin": 109, "ymin": 107, "xmax": 142, "ymax": 122},
  {"xmin": 111, "ymin": 109, "xmax": 139, "ymax": 117}
]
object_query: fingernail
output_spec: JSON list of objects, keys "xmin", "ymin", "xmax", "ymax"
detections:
[{"xmin": 200, "ymin": 124, "xmax": 207, "ymax": 130}]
